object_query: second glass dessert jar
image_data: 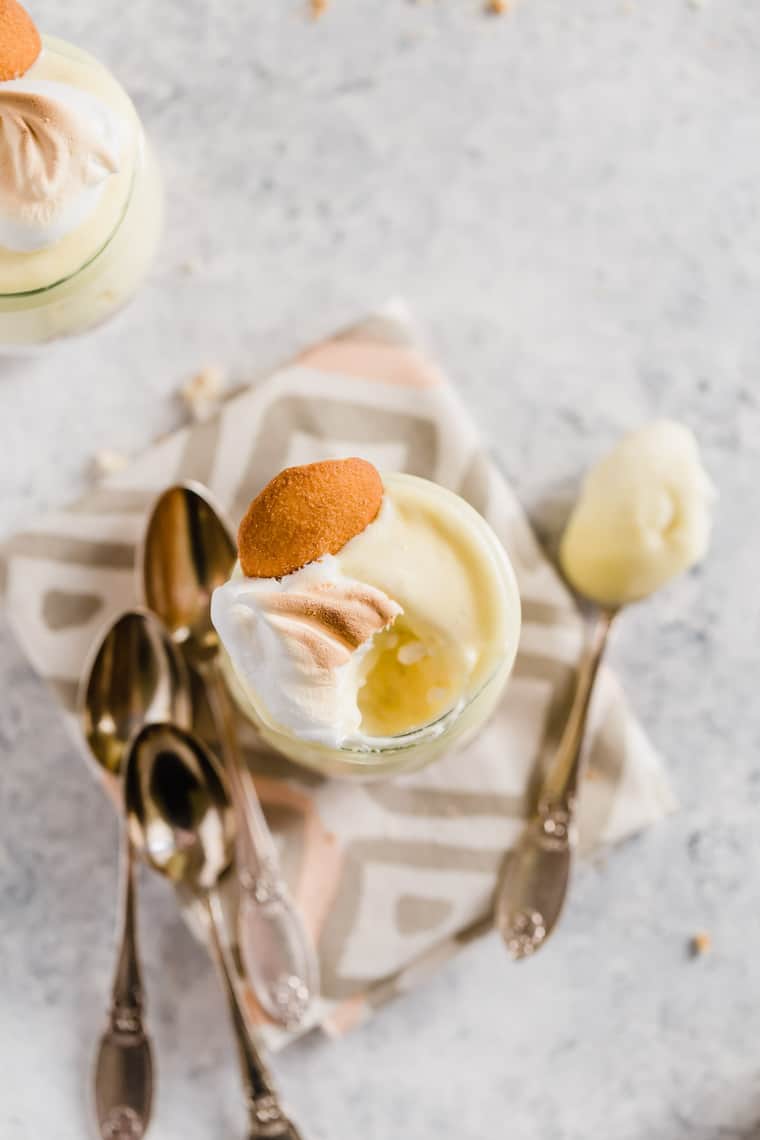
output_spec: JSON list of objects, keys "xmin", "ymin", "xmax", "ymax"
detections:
[{"xmin": 0, "ymin": 36, "xmax": 163, "ymax": 351}]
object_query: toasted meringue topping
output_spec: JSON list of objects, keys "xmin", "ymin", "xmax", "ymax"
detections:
[
  {"xmin": 0, "ymin": 79, "xmax": 123, "ymax": 252},
  {"xmin": 264, "ymin": 579, "xmax": 402, "ymax": 669},
  {"xmin": 211, "ymin": 557, "xmax": 401, "ymax": 746}
]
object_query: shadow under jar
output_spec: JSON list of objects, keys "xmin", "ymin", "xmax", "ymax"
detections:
[
  {"xmin": 0, "ymin": 37, "xmax": 163, "ymax": 352},
  {"xmin": 219, "ymin": 473, "xmax": 522, "ymax": 780}
]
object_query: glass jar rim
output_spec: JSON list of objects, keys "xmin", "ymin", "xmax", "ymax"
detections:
[
  {"xmin": 236, "ymin": 649, "xmax": 512, "ymax": 777},
  {"xmin": 331, "ymin": 654, "xmax": 511, "ymax": 760},
  {"xmin": 0, "ymin": 165, "xmax": 137, "ymax": 300},
  {"xmin": 0, "ymin": 34, "xmax": 139, "ymax": 300}
]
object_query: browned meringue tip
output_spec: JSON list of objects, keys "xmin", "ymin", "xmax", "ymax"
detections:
[
  {"xmin": 238, "ymin": 458, "xmax": 384, "ymax": 579},
  {"xmin": 0, "ymin": 0, "xmax": 41, "ymax": 82}
]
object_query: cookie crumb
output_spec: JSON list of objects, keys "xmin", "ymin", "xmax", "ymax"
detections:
[
  {"xmin": 91, "ymin": 449, "xmax": 129, "ymax": 479},
  {"xmin": 310, "ymin": 0, "xmax": 329, "ymax": 17},
  {"xmin": 485, "ymin": 0, "xmax": 509, "ymax": 13},
  {"xmin": 691, "ymin": 931, "xmax": 711, "ymax": 957},
  {"xmin": 182, "ymin": 364, "xmax": 227, "ymax": 423}
]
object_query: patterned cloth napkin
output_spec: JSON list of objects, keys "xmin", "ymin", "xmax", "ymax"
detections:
[{"xmin": 0, "ymin": 302, "xmax": 675, "ymax": 1048}]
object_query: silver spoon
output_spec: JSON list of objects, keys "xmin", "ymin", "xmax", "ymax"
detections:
[
  {"xmin": 141, "ymin": 481, "xmax": 319, "ymax": 1028},
  {"xmin": 495, "ymin": 608, "xmax": 615, "ymax": 957},
  {"xmin": 124, "ymin": 722, "xmax": 304, "ymax": 1140},
  {"xmin": 79, "ymin": 609, "xmax": 192, "ymax": 1139}
]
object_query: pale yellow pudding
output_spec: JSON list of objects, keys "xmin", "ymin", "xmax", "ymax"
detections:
[
  {"xmin": 212, "ymin": 461, "xmax": 521, "ymax": 778},
  {"xmin": 0, "ymin": 30, "xmax": 162, "ymax": 349},
  {"xmin": 560, "ymin": 421, "xmax": 714, "ymax": 607}
]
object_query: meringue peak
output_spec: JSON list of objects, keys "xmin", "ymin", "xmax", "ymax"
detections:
[{"xmin": 0, "ymin": 79, "xmax": 123, "ymax": 252}]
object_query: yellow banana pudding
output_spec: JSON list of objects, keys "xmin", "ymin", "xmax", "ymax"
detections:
[
  {"xmin": 212, "ymin": 459, "xmax": 521, "ymax": 777},
  {"xmin": 560, "ymin": 421, "xmax": 714, "ymax": 607}
]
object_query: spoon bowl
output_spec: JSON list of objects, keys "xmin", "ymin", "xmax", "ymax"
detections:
[
  {"xmin": 141, "ymin": 482, "xmax": 236, "ymax": 665},
  {"xmin": 81, "ymin": 609, "xmax": 192, "ymax": 777},
  {"xmin": 124, "ymin": 722, "xmax": 234, "ymax": 893}
]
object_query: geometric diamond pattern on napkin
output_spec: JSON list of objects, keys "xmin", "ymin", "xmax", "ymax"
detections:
[{"xmin": 0, "ymin": 302, "xmax": 675, "ymax": 1049}]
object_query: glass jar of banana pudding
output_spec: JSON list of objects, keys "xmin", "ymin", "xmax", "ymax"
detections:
[
  {"xmin": 212, "ymin": 462, "xmax": 522, "ymax": 779},
  {"xmin": 0, "ymin": 25, "xmax": 162, "ymax": 350}
]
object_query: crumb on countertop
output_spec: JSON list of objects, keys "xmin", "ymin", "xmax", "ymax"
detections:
[
  {"xmin": 91, "ymin": 449, "xmax": 129, "ymax": 479},
  {"xmin": 181, "ymin": 364, "xmax": 227, "ymax": 423},
  {"xmin": 486, "ymin": 0, "xmax": 510, "ymax": 12},
  {"xmin": 691, "ymin": 931, "xmax": 711, "ymax": 957},
  {"xmin": 310, "ymin": 0, "xmax": 329, "ymax": 17}
]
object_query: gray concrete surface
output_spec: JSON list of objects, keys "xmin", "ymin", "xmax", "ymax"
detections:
[{"xmin": 2, "ymin": 1, "xmax": 759, "ymax": 1137}]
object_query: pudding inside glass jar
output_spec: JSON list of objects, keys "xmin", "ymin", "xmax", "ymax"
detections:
[
  {"xmin": 212, "ymin": 464, "xmax": 521, "ymax": 779},
  {"xmin": 0, "ymin": 34, "xmax": 162, "ymax": 350}
]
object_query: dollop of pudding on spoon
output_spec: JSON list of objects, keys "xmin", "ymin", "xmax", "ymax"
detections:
[{"xmin": 560, "ymin": 420, "xmax": 715, "ymax": 607}]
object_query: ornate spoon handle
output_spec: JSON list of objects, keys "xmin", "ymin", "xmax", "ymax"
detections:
[
  {"xmin": 94, "ymin": 832, "xmax": 154, "ymax": 1140},
  {"xmin": 540, "ymin": 607, "xmax": 616, "ymax": 821},
  {"xmin": 205, "ymin": 894, "xmax": 304, "ymax": 1140},
  {"xmin": 205, "ymin": 662, "xmax": 320, "ymax": 1028},
  {"xmin": 496, "ymin": 609, "xmax": 616, "ymax": 958}
]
